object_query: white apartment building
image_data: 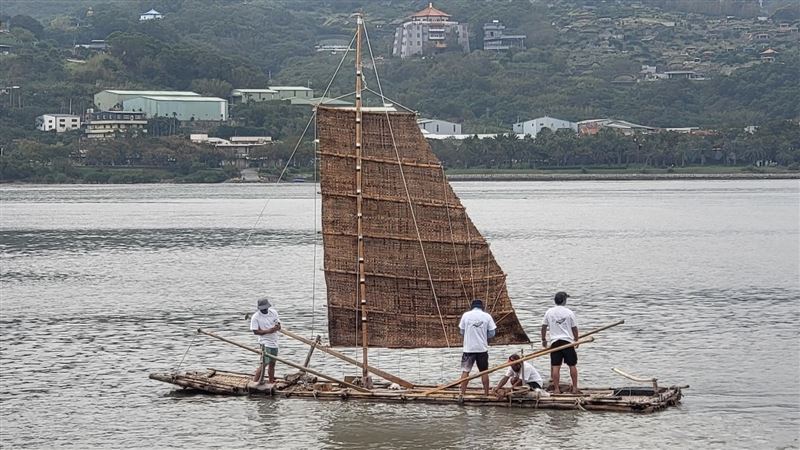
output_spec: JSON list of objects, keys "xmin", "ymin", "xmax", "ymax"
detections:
[{"xmin": 36, "ymin": 114, "xmax": 81, "ymax": 132}]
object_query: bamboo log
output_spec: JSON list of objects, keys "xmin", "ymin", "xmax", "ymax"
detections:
[
  {"xmin": 301, "ymin": 335, "xmax": 322, "ymax": 372},
  {"xmin": 279, "ymin": 328, "xmax": 415, "ymax": 388},
  {"xmin": 196, "ymin": 328, "xmax": 371, "ymax": 393},
  {"xmin": 417, "ymin": 337, "xmax": 595, "ymax": 397}
]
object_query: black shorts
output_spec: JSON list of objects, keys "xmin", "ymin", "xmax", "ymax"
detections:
[
  {"xmin": 550, "ymin": 340, "xmax": 578, "ymax": 366},
  {"xmin": 527, "ymin": 381, "xmax": 542, "ymax": 390},
  {"xmin": 461, "ymin": 352, "xmax": 489, "ymax": 372}
]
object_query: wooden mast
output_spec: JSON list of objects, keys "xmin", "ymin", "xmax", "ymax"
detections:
[{"xmin": 354, "ymin": 13, "xmax": 369, "ymax": 384}]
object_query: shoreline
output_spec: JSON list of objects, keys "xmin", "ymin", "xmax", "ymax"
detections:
[{"xmin": 445, "ymin": 172, "xmax": 800, "ymax": 181}]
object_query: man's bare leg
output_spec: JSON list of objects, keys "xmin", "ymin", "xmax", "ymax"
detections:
[
  {"xmin": 481, "ymin": 374, "xmax": 490, "ymax": 396},
  {"xmin": 253, "ymin": 363, "xmax": 265, "ymax": 383},
  {"xmin": 267, "ymin": 360, "xmax": 276, "ymax": 383},
  {"xmin": 551, "ymin": 365, "xmax": 562, "ymax": 394},
  {"xmin": 569, "ymin": 365, "xmax": 579, "ymax": 393},
  {"xmin": 459, "ymin": 371, "xmax": 470, "ymax": 395}
]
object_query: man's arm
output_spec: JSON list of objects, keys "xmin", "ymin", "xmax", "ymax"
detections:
[
  {"xmin": 540, "ymin": 324, "xmax": 548, "ymax": 347},
  {"xmin": 572, "ymin": 325, "xmax": 579, "ymax": 348},
  {"xmin": 253, "ymin": 322, "xmax": 281, "ymax": 335},
  {"xmin": 487, "ymin": 328, "xmax": 496, "ymax": 339},
  {"xmin": 492, "ymin": 375, "xmax": 510, "ymax": 393}
]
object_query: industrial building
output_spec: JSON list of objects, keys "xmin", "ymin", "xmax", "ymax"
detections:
[
  {"xmin": 122, "ymin": 96, "xmax": 228, "ymax": 121},
  {"xmin": 513, "ymin": 116, "xmax": 578, "ymax": 139},
  {"xmin": 269, "ymin": 86, "xmax": 314, "ymax": 100},
  {"xmin": 230, "ymin": 89, "xmax": 279, "ymax": 103},
  {"xmin": 418, "ymin": 118, "xmax": 462, "ymax": 135},
  {"xmin": 94, "ymin": 90, "xmax": 200, "ymax": 111}
]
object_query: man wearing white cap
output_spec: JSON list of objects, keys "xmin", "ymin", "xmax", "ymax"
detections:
[
  {"xmin": 250, "ymin": 297, "xmax": 281, "ymax": 384},
  {"xmin": 541, "ymin": 291, "xmax": 579, "ymax": 394}
]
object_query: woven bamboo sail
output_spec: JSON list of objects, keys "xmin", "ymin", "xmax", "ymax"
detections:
[{"xmin": 318, "ymin": 106, "xmax": 530, "ymax": 348}]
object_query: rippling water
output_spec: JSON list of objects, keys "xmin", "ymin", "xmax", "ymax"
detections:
[{"xmin": 1, "ymin": 181, "xmax": 798, "ymax": 449}]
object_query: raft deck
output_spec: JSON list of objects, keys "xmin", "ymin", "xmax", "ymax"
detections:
[{"xmin": 150, "ymin": 369, "xmax": 684, "ymax": 413}]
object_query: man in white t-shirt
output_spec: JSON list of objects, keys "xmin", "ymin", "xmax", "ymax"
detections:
[
  {"xmin": 250, "ymin": 297, "xmax": 281, "ymax": 384},
  {"xmin": 458, "ymin": 299, "xmax": 497, "ymax": 396},
  {"xmin": 541, "ymin": 291, "xmax": 579, "ymax": 394},
  {"xmin": 492, "ymin": 353, "xmax": 545, "ymax": 398}
]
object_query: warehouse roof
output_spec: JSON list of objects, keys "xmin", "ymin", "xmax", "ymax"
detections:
[
  {"xmin": 102, "ymin": 90, "xmax": 200, "ymax": 96},
  {"xmin": 129, "ymin": 96, "xmax": 226, "ymax": 102}
]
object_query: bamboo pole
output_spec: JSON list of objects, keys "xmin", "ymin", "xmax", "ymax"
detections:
[
  {"xmin": 279, "ymin": 328, "xmax": 415, "ymax": 388},
  {"xmin": 196, "ymin": 328, "xmax": 371, "ymax": 393},
  {"xmin": 301, "ymin": 335, "xmax": 322, "ymax": 372},
  {"xmin": 417, "ymin": 337, "xmax": 594, "ymax": 396},
  {"xmin": 418, "ymin": 320, "xmax": 624, "ymax": 396}
]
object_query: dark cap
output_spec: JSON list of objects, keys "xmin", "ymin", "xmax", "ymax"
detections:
[
  {"xmin": 554, "ymin": 291, "xmax": 570, "ymax": 304},
  {"xmin": 470, "ymin": 299, "xmax": 484, "ymax": 310}
]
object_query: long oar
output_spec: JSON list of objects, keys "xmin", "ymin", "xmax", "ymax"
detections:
[
  {"xmin": 417, "ymin": 320, "xmax": 624, "ymax": 397},
  {"xmin": 279, "ymin": 328, "xmax": 414, "ymax": 388},
  {"xmin": 197, "ymin": 328, "xmax": 371, "ymax": 393}
]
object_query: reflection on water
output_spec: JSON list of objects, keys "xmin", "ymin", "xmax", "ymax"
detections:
[{"xmin": 1, "ymin": 181, "xmax": 798, "ymax": 449}]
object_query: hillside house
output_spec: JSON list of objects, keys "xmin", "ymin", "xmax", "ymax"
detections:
[
  {"xmin": 139, "ymin": 9, "xmax": 162, "ymax": 21},
  {"xmin": 483, "ymin": 20, "xmax": 526, "ymax": 51},
  {"xmin": 83, "ymin": 110, "xmax": 147, "ymax": 139},
  {"xmin": 392, "ymin": 3, "xmax": 470, "ymax": 59},
  {"xmin": 36, "ymin": 114, "xmax": 81, "ymax": 132}
]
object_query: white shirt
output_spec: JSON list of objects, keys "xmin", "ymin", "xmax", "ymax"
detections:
[
  {"xmin": 505, "ymin": 361, "xmax": 543, "ymax": 385},
  {"xmin": 459, "ymin": 308, "xmax": 497, "ymax": 353},
  {"xmin": 250, "ymin": 308, "xmax": 280, "ymax": 348},
  {"xmin": 542, "ymin": 305, "xmax": 578, "ymax": 345}
]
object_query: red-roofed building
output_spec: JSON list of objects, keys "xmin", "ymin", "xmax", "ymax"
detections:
[{"xmin": 393, "ymin": 3, "xmax": 470, "ymax": 58}]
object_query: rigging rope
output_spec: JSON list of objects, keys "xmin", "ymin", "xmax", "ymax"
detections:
[
  {"xmin": 466, "ymin": 214, "xmax": 476, "ymax": 299},
  {"xmin": 485, "ymin": 243, "xmax": 491, "ymax": 302},
  {"xmin": 364, "ymin": 21, "xmax": 450, "ymax": 348},
  {"xmin": 174, "ymin": 333, "xmax": 198, "ymax": 373},
  {"xmin": 440, "ymin": 166, "xmax": 471, "ymax": 306}
]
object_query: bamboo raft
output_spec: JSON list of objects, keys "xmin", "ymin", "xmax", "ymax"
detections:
[{"xmin": 149, "ymin": 369, "xmax": 684, "ymax": 413}]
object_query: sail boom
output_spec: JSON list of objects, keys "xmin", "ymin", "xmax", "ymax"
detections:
[
  {"xmin": 324, "ymin": 267, "xmax": 506, "ymax": 283},
  {"xmin": 322, "ymin": 230, "xmax": 488, "ymax": 246},
  {"xmin": 318, "ymin": 150, "xmax": 445, "ymax": 169},
  {"xmin": 323, "ymin": 191, "xmax": 465, "ymax": 210}
]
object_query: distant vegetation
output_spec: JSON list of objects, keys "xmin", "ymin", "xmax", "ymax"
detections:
[{"xmin": 0, "ymin": 0, "xmax": 798, "ymax": 182}]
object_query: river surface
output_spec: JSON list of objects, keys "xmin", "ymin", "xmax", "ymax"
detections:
[{"xmin": 1, "ymin": 180, "xmax": 798, "ymax": 449}]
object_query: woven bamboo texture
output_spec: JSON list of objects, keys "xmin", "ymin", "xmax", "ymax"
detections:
[{"xmin": 318, "ymin": 106, "xmax": 530, "ymax": 348}]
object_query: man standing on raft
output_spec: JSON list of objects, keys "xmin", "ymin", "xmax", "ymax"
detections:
[{"xmin": 541, "ymin": 291, "xmax": 580, "ymax": 394}]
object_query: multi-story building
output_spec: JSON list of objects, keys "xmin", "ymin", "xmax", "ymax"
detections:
[
  {"xmin": 392, "ymin": 3, "xmax": 470, "ymax": 59},
  {"xmin": 483, "ymin": 20, "xmax": 526, "ymax": 51},
  {"xmin": 122, "ymin": 96, "xmax": 228, "ymax": 121},
  {"xmin": 36, "ymin": 114, "xmax": 81, "ymax": 132},
  {"xmin": 513, "ymin": 116, "xmax": 578, "ymax": 139},
  {"xmin": 83, "ymin": 110, "xmax": 148, "ymax": 139},
  {"xmin": 94, "ymin": 90, "xmax": 200, "ymax": 111}
]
